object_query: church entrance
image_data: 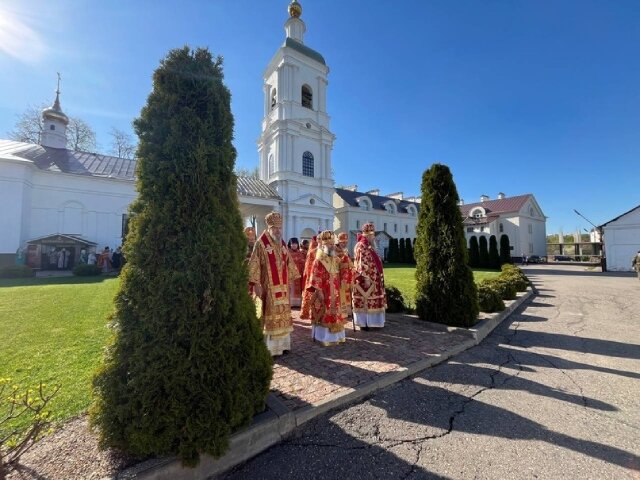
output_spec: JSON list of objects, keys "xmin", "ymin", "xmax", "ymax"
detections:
[{"xmin": 300, "ymin": 228, "xmax": 316, "ymax": 241}]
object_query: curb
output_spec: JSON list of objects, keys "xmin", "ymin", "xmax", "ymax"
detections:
[{"xmin": 117, "ymin": 288, "xmax": 533, "ymax": 479}]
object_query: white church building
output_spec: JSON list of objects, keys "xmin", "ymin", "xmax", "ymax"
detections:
[{"xmin": 0, "ymin": 1, "xmax": 546, "ymax": 269}]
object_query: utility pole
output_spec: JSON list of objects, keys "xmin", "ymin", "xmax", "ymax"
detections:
[{"xmin": 573, "ymin": 209, "xmax": 606, "ymax": 272}]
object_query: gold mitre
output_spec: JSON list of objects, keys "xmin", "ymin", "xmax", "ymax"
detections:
[
  {"xmin": 319, "ymin": 230, "xmax": 335, "ymax": 246},
  {"xmin": 265, "ymin": 211, "xmax": 283, "ymax": 228},
  {"xmin": 362, "ymin": 222, "xmax": 375, "ymax": 234},
  {"xmin": 337, "ymin": 232, "xmax": 349, "ymax": 242}
]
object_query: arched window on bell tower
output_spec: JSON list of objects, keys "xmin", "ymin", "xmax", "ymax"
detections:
[
  {"xmin": 271, "ymin": 88, "xmax": 277, "ymax": 109},
  {"xmin": 268, "ymin": 154, "xmax": 275, "ymax": 177},
  {"xmin": 301, "ymin": 84, "xmax": 313, "ymax": 109},
  {"xmin": 302, "ymin": 151, "xmax": 314, "ymax": 177}
]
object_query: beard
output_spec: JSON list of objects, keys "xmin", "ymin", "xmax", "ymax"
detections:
[{"xmin": 321, "ymin": 245, "xmax": 336, "ymax": 257}]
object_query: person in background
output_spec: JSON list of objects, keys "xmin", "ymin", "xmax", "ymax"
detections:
[
  {"xmin": 300, "ymin": 235, "xmax": 319, "ymax": 320},
  {"xmin": 244, "ymin": 226, "xmax": 256, "ymax": 261},
  {"xmin": 98, "ymin": 247, "xmax": 112, "ymax": 273},
  {"xmin": 111, "ymin": 246, "xmax": 123, "ymax": 271},
  {"xmin": 336, "ymin": 232, "xmax": 354, "ymax": 319},
  {"xmin": 632, "ymin": 250, "xmax": 640, "ymax": 281},
  {"xmin": 287, "ymin": 237, "xmax": 306, "ymax": 308}
]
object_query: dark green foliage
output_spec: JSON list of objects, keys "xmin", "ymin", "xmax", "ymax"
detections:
[
  {"xmin": 499, "ymin": 234, "xmax": 512, "ymax": 265},
  {"xmin": 387, "ymin": 238, "xmax": 399, "ymax": 262},
  {"xmin": 398, "ymin": 238, "xmax": 406, "ymax": 263},
  {"xmin": 477, "ymin": 282, "xmax": 506, "ymax": 312},
  {"xmin": 414, "ymin": 164, "xmax": 479, "ymax": 328},
  {"xmin": 90, "ymin": 47, "xmax": 272, "ymax": 466},
  {"xmin": 488, "ymin": 235, "xmax": 501, "ymax": 269},
  {"xmin": 0, "ymin": 265, "xmax": 34, "ymax": 278},
  {"xmin": 72, "ymin": 264, "xmax": 102, "ymax": 276},
  {"xmin": 483, "ymin": 278, "xmax": 516, "ymax": 300},
  {"xmin": 468, "ymin": 236, "xmax": 479, "ymax": 267},
  {"xmin": 500, "ymin": 264, "xmax": 529, "ymax": 292},
  {"xmin": 385, "ymin": 286, "xmax": 407, "ymax": 313},
  {"xmin": 405, "ymin": 238, "xmax": 415, "ymax": 264},
  {"xmin": 478, "ymin": 236, "xmax": 489, "ymax": 268}
]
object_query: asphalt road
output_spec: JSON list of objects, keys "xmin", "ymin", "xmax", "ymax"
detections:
[{"xmin": 220, "ymin": 265, "xmax": 640, "ymax": 480}]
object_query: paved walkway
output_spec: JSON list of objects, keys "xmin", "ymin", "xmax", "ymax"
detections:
[
  {"xmin": 223, "ymin": 265, "xmax": 640, "ymax": 480},
  {"xmin": 270, "ymin": 311, "xmax": 472, "ymax": 410}
]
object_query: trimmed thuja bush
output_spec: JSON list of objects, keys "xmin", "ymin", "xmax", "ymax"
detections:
[
  {"xmin": 478, "ymin": 236, "xmax": 489, "ymax": 268},
  {"xmin": 90, "ymin": 47, "xmax": 272, "ymax": 466},
  {"xmin": 489, "ymin": 235, "xmax": 501, "ymax": 269},
  {"xmin": 405, "ymin": 237, "xmax": 415, "ymax": 264},
  {"xmin": 468, "ymin": 236, "xmax": 480, "ymax": 267},
  {"xmin": 500, "ymin": 264, "xmax": 529, "ymax": 292},
  {"xmin": 500, "ymin": 234, "xmax": 512, "ymax": 264},
  {"xmin": 483, "ymin": 278, "xmax": 517, "ymax": 301},
  {"xmin": 415, "ymin": 164, "xmax": 479, "ymax": 327},
  {"xmin": 477, "ymin": 282, "xmax": 505, "ymax": 313}
]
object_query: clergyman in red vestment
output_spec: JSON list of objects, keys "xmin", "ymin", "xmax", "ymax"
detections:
[
  {"xmin": 352, "ymin": 223, "xmax": 387, "ymax": 329},
  {"xmin": 248, "ymin": 212, "xmax": 300, "ymax": 356},
  {"xmin": 306, "ymin": 230, "xmax": 348, "ymax": 345}
]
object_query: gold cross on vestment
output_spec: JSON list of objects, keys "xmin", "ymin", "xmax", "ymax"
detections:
[{"xmin": 265, "ymin": 245, "xmax": 274, "ymax": 255}]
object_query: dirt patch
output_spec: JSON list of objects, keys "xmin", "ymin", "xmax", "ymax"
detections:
[{"xmin": 5, "ymin": 415, "xmax": 137, "ymax": 480}]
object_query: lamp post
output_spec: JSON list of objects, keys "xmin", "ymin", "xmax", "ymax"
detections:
[{"xmin": 573, "ymin": 209, "xmax": 606, "ymax": 272}]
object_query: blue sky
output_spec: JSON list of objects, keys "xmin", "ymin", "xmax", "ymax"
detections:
[{"xmin": 0, "ymin": 0, "xmax": 638, "ymax": 234}]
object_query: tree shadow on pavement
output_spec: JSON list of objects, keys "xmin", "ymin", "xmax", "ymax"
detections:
[
  {"xmin": 221, "ymin": 417, "xmax": 450, "ymax": 480},
  {"xmin": 368, "ymin": 376, "xmax": 639, "ymax": 473},
  {"xmin": 511, "ymin": 330, "xmax": 640, "ymax": 360}
]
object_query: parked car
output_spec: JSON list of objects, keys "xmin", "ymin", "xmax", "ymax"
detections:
[
  {"xmin": 527, "ymin": 255, "xmax": 544, "ymax": 263},
  {"xmin": 554, "ymin": 255, "xmax": 572, "ymax": 262}
]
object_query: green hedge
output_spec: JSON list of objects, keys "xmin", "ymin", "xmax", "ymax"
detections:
[
  {"xmin": 499, "ymin": 264, "xmax": 529, "ymax": 292},
  {"xmin": 385, "ymin": 286, "xmax": 407, "ymax": 313},
  {"xmin": 483, "ymin": 278, "xmax": 517, "ymax": 301},
  {"xmin": 72, "ymin": 264, "xmax": 103, "ymax": 276},
  {"xmin": 0, "ymin": 265, "xmax": 34, "ymax": 278},
  {"xmin": 477, "ymin": 283, "xmax": 505, "ymax": 313}
]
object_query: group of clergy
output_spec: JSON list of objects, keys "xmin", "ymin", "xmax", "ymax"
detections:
[{"xmin": 246, "ymin": 211, "xmax": 387, "ymax": 356}]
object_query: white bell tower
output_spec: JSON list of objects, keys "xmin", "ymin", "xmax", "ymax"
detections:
[{"xmin": 258, "ymin": 0, "xmax": 336, "ymax": 240}]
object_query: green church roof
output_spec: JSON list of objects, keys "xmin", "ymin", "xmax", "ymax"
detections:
[{"xmin": 285, "ymin": 37, "xmax": 326, "ymax": 66}]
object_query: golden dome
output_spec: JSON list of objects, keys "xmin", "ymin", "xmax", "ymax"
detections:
[{"xmin": 288, "ymin": 0, "xmax": 302, "ymax": 18}]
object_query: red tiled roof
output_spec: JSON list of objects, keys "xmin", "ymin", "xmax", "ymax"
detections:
[{"xmin": 459, "ymin": 194, "xmax": 531, "ymax": 217}]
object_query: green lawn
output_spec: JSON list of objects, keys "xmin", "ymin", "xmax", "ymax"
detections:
[
  {"xmin": 384, "ymin": 263, "xmax": 501, "ymax": 308},
  {"xmin": 0, "ymin": 276, "xmax": 119, "ymax": 435},
  {"xmin": 0, "ymin": 264, "xmax": 500, "ymax": 436}
]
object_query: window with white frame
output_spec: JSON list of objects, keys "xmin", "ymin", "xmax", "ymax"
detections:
[
  {"xmin": 529, "ymin": 243, "xmax": 534, "ymax": 253},
  {"xmin": 359, "ymin": 198, "xmax": 371, "ymax": 211},
  {"xmin": 268, "ymin": 154, "xmax": 275, "ymax": 177},
  {"xmin": 302, "ymin": 151, "xmax": 314, "ymax": 177},
  {"xmin": 405, "ymin": 225, "xmax": 408, "ymax": 233},
  {"xmin": 499, "ymin": 223, "xmax": 504, "ymax": 233},
  {"xmin": 356, "ymin": 220, "xmax": 360, "ymax": 229},
  {"xmin": 528, "ymin": 224, "xmax": 533, "ymax": 234}
]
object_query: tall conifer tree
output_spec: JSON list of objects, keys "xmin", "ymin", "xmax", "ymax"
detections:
[
  {"xmin": 91, "ymin": 47, "xmax": 272, "ymax": 466},
  {"xmin": 405, "ymin": 237, "xmax": 414, "ymax": 264},
  {"xmin": 468, "ymin": 236, "xmax": 480, "ymax": 267},
  {"xmin": 399, "ymin": 237, "xmax": 406, "ymax": 263},
  {"xmin": 414, "ymin": 164, "xmax": 478, "ymax": 327},
  {"xmin": 500, "ymin": 234, "xmax": 512, "ymax": 264},
  {"xmin": 489, "ymin": 235, "xmax": 501, "ymax": 269},
  {"xmin": 479, "ymin": 236, "xmax": 490, "ymax": 268}
]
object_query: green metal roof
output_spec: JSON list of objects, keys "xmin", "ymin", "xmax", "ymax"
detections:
[{"xmin": 285, "ymin": 37, "xmax": 326, "ymax": 65}]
